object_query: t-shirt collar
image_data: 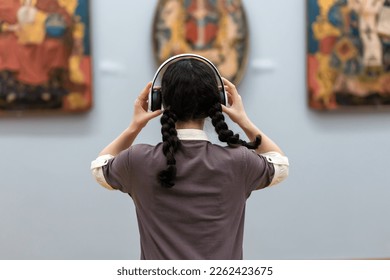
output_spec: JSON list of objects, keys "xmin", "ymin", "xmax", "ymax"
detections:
[{"xmin": 177, "ymin": 129, "xmax": 209, "ymax": 141}]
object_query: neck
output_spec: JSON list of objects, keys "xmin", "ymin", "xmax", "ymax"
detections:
[{"xmin": 176, "ymin": 119, "xmax": 204, "ymax": 130}]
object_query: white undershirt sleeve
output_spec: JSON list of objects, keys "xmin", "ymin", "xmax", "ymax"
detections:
[
  {"xmin": 90, "ymin": 154, "xmax": 115, "ymax": 190},
  {"xmin": 260, "ymin": 152, "xmax": 289, "ymax": 186}
]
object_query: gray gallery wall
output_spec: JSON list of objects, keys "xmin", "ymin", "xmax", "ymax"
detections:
[{"xmin": 1, "ymin": 0, "xmax": 390, "ymax": 260}]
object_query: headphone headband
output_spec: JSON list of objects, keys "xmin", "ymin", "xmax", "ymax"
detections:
[{"xmin": 148, "ymin": 53, "xmax": 227, "ymax": 111}]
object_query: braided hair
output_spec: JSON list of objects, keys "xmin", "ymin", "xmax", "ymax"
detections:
[
  {"xmin": 158, "ymin": 109, "xmax": 180, "ymax": 188},
  {"xmin": 157, "ymin": 59, "xmax": 261, "ymax": 188},
  {"xmin": 208, "ymin": 103, "xmax": 261, "ymax": 149}
]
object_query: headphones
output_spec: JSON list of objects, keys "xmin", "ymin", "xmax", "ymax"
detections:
[{"xmin": 148, "ymin": 53, "xmax": 227, "ymax": 111}]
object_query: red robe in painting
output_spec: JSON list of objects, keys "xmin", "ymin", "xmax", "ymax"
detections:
[
  {"xmin": 0, "ymin": 0, "xmax": 71, "ymax": 85},
  {"xmin": 185, "ymin": 0, "xmax": 219, "ymax": 49}
]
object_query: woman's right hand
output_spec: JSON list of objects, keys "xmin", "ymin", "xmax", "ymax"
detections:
[{"xmin": 130, "ymin": 82, "xmax": 162, "ymax": 130}]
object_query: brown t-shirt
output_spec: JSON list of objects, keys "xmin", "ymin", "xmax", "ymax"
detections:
[{"xmin": 103, "ymin": 140, "xmax": 275, "ymax": 259}]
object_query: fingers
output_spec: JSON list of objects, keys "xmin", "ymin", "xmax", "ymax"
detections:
[
  {"xmin": 221, "ymin": 104, "xmax": 230, "ymax": 114},
  {"xmin": 134, "ymin": 82, "xmax": 153, "ymax": 111},
  {"xmin": 222, "ymin": 77, "xmax": 240, "ymax": 104},
  {"xmin": 138, "ymin": 81, "xmax": 152, "ymax": 101},
  {"xmin": 222, "ymin": 77, "xmax": 236, "ymax": 91},
  {"xmin": 150, "ymin": 109, "xmax": 162, "ymax": 118},
  {"xmin": 222, "ymin": 77, "xmax": 237, "ymax": 93}
]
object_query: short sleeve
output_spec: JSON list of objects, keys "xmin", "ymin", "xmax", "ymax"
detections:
[
  {"xmin": 244, "ymin": 150, "xmax": 275, "ymax": 195},
  {"xmin": 101, "ymin": 148, "xmax": 132, "ymax": 193},
  {"xmin": 260, "ymin": 152, "xmax": 289, "ymax": 186}
]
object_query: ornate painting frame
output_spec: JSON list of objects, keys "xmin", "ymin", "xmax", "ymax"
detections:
[
  {"xmin": 0, "ymin": 0, "xmax": 92, "ymax": 115},
  {"xmin": 307, "ymin": 0, "xmax": 390, "ymax": 110},
  {"xmin": 152, "ymin": 0, "xmax": 249, "ymax": 85}
]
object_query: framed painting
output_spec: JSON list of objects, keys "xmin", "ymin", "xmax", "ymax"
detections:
[
  {"xmin": 307, "ymin": 0, "xmax": 390, "ymax": 110},
  {"xmin": 0, "ymin": 0, "xmax": 92, "ymax": 114},
  {"xmin": 152, "ymin": 0, "xmax": 249, "ymax": 84}
]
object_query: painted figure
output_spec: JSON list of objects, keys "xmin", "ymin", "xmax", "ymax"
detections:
[
  {"xmin": 308, "ymin": 0, "xmax": 390, "ymax": 109},
  {"xmin": 0, "ymin": 0, "xmax": 91, "ymax": 112},
  {"xmin": 153, "ymin": 0, "xmax": 249, "ymax": 84}
]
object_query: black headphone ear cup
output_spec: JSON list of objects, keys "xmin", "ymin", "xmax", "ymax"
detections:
[
  {"xmin": 151, "ymin": 89, "xmax": 162, "ymax": 111},
  {"xmin": 219, "ymin": 90, "xmax": 227, "ymax": 106}
]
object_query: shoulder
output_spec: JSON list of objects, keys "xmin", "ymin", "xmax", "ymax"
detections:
[
  {"xmin": 113, "ymin": 144, "xmax": 157, "ymax": 161},
  {"xmin": 211, "ymin": 143, "xmax": 253, "ymax": 156},
  {"xmin": 206, "ymin": 142, "xmax": 253, "ymax": 163},
  {"xmin": 128, "ymin": 143, "xmax": 164, "ymax": 161},
  {"xmin": 130, "ymin": 143, "xmax": 157, "ymax": 153}
]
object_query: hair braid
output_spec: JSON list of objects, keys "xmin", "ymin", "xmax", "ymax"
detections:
[
  {"xmin": 208, "ymin": 103, "xmax": 261, "ymax": 149},
  {"xmin": 158, "ymin": 109, "xmax": 181, "ymax": 188}
]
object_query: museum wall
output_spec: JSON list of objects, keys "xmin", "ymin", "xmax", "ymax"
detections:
[{"xmin": 1, "ymin": 0, "xmax": 390, "ymax": 259}]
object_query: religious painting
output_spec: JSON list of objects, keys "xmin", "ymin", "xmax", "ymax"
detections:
[
  {"xmin": 152, "ymin": 0, "xmax": 249, "ymax": 84},
  {"xmin": 0, "ymin": 0, "xmax": 92, "ymax": 114},
  {"xmin": 307, "ymin": 0, "xmax": 390, "ymax": 110}
]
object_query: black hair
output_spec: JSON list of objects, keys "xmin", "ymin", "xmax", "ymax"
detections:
[{"xmin": 157, "ymin": 59, "xmax": 261, "ymax": 188}]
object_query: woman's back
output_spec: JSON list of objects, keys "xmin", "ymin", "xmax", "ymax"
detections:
[{"xmin": 106, "ymin": 134, "xmax": 274, "ymax": 259}]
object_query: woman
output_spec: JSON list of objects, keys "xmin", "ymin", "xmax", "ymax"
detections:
[{"xmin": 91, "ymin": 56, "xmax": 289, "ymax": 259}]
